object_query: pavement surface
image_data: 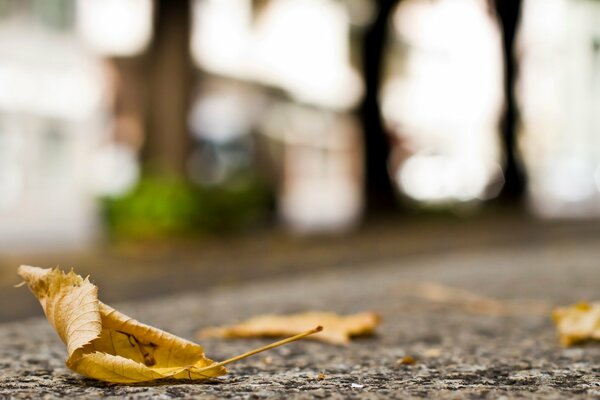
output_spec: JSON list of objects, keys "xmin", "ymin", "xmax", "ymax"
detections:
[
  {"xmin": 1, "ymin": 231, "xmax": 600, "ymax": 398},
  {"xmin": 3, "ymin": 211, "xmax": 600, "ymax": 323}
]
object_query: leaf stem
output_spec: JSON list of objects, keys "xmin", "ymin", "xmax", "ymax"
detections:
[{"xmin": 197, "ymin": 326, "xmax": 323, "ymax": 372}]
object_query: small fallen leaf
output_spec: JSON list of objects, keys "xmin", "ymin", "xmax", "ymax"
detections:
[
  {"xmin": 261, "ymin": 356, "xmax": 273, "ymax": 365},
  {"xmin": 397, "ymin": 356, "xmax": 416, "ymax": 365},
  {"xmin": 396, "ymin": 282, "xmax": 551, "ymax": 316},
  {"xmin": 317, "ymin": 372, "xmax": 326, "ymax": 380},
  {"xmin": 423, "ymin": 347, "xmax": 442, "ymax": 358},
  {"xmin": 199, "ymin": 311, "xmax": 380, "ymax": 345},
  {"xmin": 18, "ymin": 265, "xmax": 321, "ymax": 383},
  {"xmin": 552, "ymin": 301, "xmax": 600, "ymax": 347}
]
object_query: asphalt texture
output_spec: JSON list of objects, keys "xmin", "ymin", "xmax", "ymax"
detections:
[{"xmin": 1, "ymin": 229, "xmax": 600, "ymax": 399}]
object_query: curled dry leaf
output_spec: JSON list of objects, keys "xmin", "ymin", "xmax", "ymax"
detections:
[
  {"xmin": 552, "ymin": 301, "xmax": 600, "ymax": 347},
  {"xmin": 17, "ymin": 265, "xmax": 320, "ymax": 383},
  {"xmin": 199, "ymin": 311, "xmax": 380, "ymax": 345}
]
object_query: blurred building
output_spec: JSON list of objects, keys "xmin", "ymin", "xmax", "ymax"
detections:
[
  {"xmin": 0, "ymin": 1, "xmax": 108, "ymax": 251},
  {"xmin": 0, "ymin": 0, "xmax": 154, "ymax": 251}
]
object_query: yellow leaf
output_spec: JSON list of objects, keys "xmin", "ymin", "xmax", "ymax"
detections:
[
  {"xmin": 198, "ymin": 311, "xmax": 380, "ymax": 345},
  {"xmin": 18, "ymin": 265, "xmax": 320, "ymax": 383},
  {"xmin": 552, "ymin": 301, "xmax": 600, "ymax": 347}
]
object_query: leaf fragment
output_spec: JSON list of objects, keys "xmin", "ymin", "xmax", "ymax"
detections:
[
  {"xmin": 18, "ymin": 265, "xmax": 319, "ymax": 383},
  {"xmin": 552, "ymin": 301, "xmax": 600, "ymax": 347},
  {"xmin": 198, "ymin": 311, "xmax": 380, "ymax": 345}
]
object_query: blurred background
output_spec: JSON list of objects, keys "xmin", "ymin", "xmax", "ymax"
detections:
[{"xmin": 2, "ymin": 0, "xmax": 600, "ymax": 320}]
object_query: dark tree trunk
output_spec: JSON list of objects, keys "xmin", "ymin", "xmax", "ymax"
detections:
[
  {"xmin": 360, "ymin": 0, "xmax": 399, "ymax": 214},
  {"xmin": 494, "ymin": 0, "xmax": 526, "ymax": 200},
  {"xmin": 143, "ymin": 0, "xmax": 193, "ymax": 176},
  {"xmin": 108, "ymin": 57, "xmax": 146, "ymax": 151}
]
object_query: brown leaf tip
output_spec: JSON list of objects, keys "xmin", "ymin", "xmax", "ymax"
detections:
[{"xmin": 315, "ymin": 325, "xmax": 323, "ymax": 332}]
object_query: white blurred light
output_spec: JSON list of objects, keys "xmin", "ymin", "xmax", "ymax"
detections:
[
  {"xmin": 397, "ymin": 155, "xmax": 490, "ymax": 202},
  {"xmin": 191, "ymin": 0, "xmax": 363, "ymax": 110},
  {"xmin": 263, "ymin": 104, "xmax": 363, "ymax": 232},
  {"xmin": 384, "ymin": 0, "xmax": 503, "ymax": 203},
  {"xmin": 0, "ymin": 17, "xmax": 108, "ymax": 251},
  {"xmin": 593, "ymin": 166, "xmax": 600, "ymax": 192},
  {"xmin": 189, "ymin": 91, "xmax": 254, "ymax": 144},
  {"xmin": 386, "ymin": 0, "xmax": 502, "ymax": 128},
  {"xmin": 42, "ymin": 67, "xmax": 104, "ymax": 120},
  {"xmin": 89, "ymin": 144, "xmax": 140, "ymax": 197},
  {"xmin": 76, "ymin": 0, "xmax": 153, "ymax": 56},
  {"xmin": 253, "ymin": 0, "xmax": 362, "ymax": 110},
  {"xmin": 191, "ymin": 0, "xmax": 252, "ymax": 78},
  {"xmin": 539, "ymin": 158, "xmax": 597, "ymax": 203},
  {"xmin": 0, "ymin": 60, "xmax": 104, "ymax": 121},
  {"xmin": 518, "ymin": 0, "xmax": 600, "ymax": 217},
  {"xmin": 281, "ymin": 177, "xmax": 361, "ymax": 232},
  {"xmin": 0, "ymin": 163, "xmax": 23, "ymax": 210}
]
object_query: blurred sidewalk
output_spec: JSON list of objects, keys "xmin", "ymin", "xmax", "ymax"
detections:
[
  {"xmin": 1, "ymin": 215, "xmax": 599, "ymax": 398},
  {"xmin": 3, "ymin": 209, "xmax": 600, "ymax": 322}
]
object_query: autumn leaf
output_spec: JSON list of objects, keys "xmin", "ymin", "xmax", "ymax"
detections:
[
  {"xmin": 552, "ymin": 301, "xmax": 600, "ymax": 347},
  {"xmin": 198, "ymin": 311, "xmax": 380, "ymax": 345},
  {"xmin": 17, "ymin": 265, "xmax": 320, "ymax": 383},
  {"xmin": 396, "ymin": 281, "xmax": 551, "ymax": 316}
]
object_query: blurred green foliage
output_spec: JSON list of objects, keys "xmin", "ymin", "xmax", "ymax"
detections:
[{"xmin": 103, "ymin": 173, "xmax": 272, "ymax": 239}]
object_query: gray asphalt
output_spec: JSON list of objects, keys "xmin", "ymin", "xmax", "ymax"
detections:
[{"xmin": 1, "ymin": 234, "xmax": 599, "ymax": 398}]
